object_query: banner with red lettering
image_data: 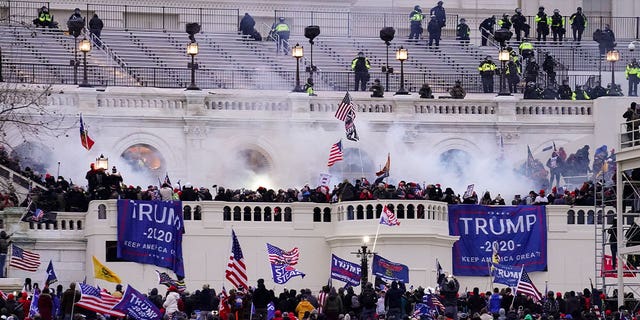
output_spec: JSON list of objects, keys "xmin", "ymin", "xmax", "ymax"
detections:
[{"xmin": 371, "ymin": 254, "xmax": 409, "ymax": 283}]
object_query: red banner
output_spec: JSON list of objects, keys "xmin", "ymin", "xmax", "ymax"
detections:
[{"xmin": 601, "ymin": 255, "xmax": 636, "ymax": 277}]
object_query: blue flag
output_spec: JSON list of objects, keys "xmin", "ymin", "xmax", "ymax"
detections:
[
  {"xmin": 45, "ymin": 260, "xmax": 58, "ymax": 287},
  {"xmin": 270, "ymin": 264, "xmax": 305, "ymax": 284},
  {"xmin": 267, "ymin": 302, "xmax": 275, "ymax": 320},
  {"xmin": 29, "ymin": 291, "xmax": 39, "ymax": 318},
  {"xmin": 117, "ymin": 200, "xmax": 185, "ymax": 277},
  {"xmin": 112, "ymin": 284, "xmax": 162, "ymax": 320},
  {"xmin": 491, "ymin": 263, "xmax": 521, "ymax": 287},
  {"xmin": 330, "ymin": 254, "xmax": 361, "ymax": 287},
  {"xmin": 371, "ymin": 254, "xmax": 410, "ymax": 283}
]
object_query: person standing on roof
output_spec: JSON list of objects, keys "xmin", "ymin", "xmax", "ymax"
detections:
[
  {"xmin": 271, "ymin": 17, "xmax": 290, "ymax": 55},
  {"xmin": 511, "ymin": 8, "xmax": 530, "ymax": 41},
  {"xmin": 569, "ymin": 7, "xmax": 588, "ymax": 42},
  {"xmin": 409, "ymin": 5, "xmax": 424, "ymax": 40},
  {"xmin": 535, "ymin": 6, "xmax": 551, "ymax": 42},
  {"xmin": 550, "ymin": 9, "xmax": 565, "ymax": 42}
]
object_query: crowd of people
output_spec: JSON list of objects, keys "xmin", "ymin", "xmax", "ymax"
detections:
[{"xmin": 0, "ymin": 273, "xmax": 632, "ymax": 320}]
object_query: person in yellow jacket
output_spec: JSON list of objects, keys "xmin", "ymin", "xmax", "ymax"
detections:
[
  {"xmin": 518, "ymin": 39, "xmax": 534, "ymax": 59},
  {"xmin": 409, "ymin": 5, "xmax": 424, "ymax": 40},
  {"xmin": 534, "ymin": 6, "xmax": 551, "ymax": 42},
  {"xmin": 478, "ymin": 56, "xmax": 497, "ymax": 93},
  {"xmin": 296, "ymin": 296, "xmax": 316, "ymax": 320},
  {"xmin": 271, "ymin": 17, "xmax": 290, "ymax": 55},
  {"xmin": 550, "ymin": 9, "xmax": 565, "ymax": 42},
  {"xmin": 572, "ymin": 85, "xmax": 591, "ymax": 100},
  {"xmin": 626, "ymin": 58, "xmax": 640, "ymax": 96}
]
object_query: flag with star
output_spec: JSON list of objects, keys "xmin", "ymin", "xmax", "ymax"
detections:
[{"xmin": 45, "ymin": 260, "xmax": 57, "ymax": 287}]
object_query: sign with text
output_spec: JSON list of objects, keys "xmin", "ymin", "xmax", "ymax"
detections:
[
  {"xmin": 330, "ymin": 254, "xmax": 361, "ymax": 286},
  {"xmin": 113, "ymin": 285, "xmax": 162, "ymax": 320},
  {"xmin": 371, "ymin": 254, "xmax": 409, "ymax": 283},
  {"xmin": 117, "ymin": 200, "xmax": 185, "ymax": 277},
  {"xmin": 448, "ymin": 205, "xmax": 547, "ymax": 276}
]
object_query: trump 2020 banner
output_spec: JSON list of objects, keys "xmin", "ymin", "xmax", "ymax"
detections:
[
  {"xmin": 371, "ymin": 254, "xmax": 410, "ymax": 283},
  {"xmin": 331, "ymin": 254, "xmax": 361, "ymax": 286},
  {"xmin": 448, "ymin": 205, "xmax": 547, "ymax": 276},
  {"xmin": 117, "ymin": 200, "xmax": 185, "ymax": 277}
]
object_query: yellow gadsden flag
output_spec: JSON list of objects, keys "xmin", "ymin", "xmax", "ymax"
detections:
[{"xmin": 92, "ymin": 256, "xmax": 122, "ymax": 284}]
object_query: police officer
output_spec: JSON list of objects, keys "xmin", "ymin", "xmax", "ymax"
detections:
[
  {"xmin": 303, "ymin": 78, "xmax": 317, "ymax": 96},
  {"xmin": 351, "ymin": 52, "xmax": 371, "ymax": 91},
  {"xmin": 519, "ymin": 38, "xmax": 534, "ymax": 60},
  {"xmin": 409, "ymin": 5, "xmax": 424, "ymax": 40},
  {"xmin": 524, "ymin": 56, "xmax": 539, "ymax": 84},
  {"xmin": 511, "ymin": 8, "xmax": 530, "ymax": 41},
  {"xmin": 479, "ymin": 16, "xmax": 496, "ymax": 46},
  {"xmin": 34, "ymin": 6, "xmax": 53, "ymax": 28},
  {"xmin": 430, "ymin": 1, "xmax": 446, "ymax": 28},
  {"xmin": 478, "ymin": 56, "xmax": 497, "ymax": 93},
  {"xmin": 572, "ymin": 85, "xmax": 591, "ymax": 100},
  {"xmin": 271, "ymin": 17, "xmax": 290, "ymax": 55},
  {"xmin": 506, "ymin": 59, "xmax": 521, "ymax": 94},
  {"xmin": 456, "ymin": 18, "xmax": 470, "ymax": 43},
  {"xmin": 569, "ymin": 7, "xmax": 588, "ymax": 42},
  {"xmin": 558, "ymin": 79, "xmax": 573, "ymax": 100},
  {"xmin": 626, "ymin": 58, "xmax": 640, "ymax": 96},
  {"xmin": 542, "ymin": 53, "xmax": 556, "ymax": 84},
  {"xmin": 497, "ymin": 14, "xmax": 511, "ymax": 30},
  {"xmin": 535, "ymin": 6, "xmax": 551, "ymax": 42},
  {"xmin": 550, "ymin": 9, "xmax": 565, "ymax": 42}
]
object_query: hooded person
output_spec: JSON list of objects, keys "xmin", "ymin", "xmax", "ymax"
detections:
[{"xmin": 163, "ymin": 286, "xmax": 181, "ymax": 318}]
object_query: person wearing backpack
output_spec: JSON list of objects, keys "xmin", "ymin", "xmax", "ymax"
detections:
[
  {"xmin": 324, "ymin": 288, "xmax": 343, "ymax": 320},
  {"xmin": 359, "ymin": 283, "xmax": 377, "ymax": 320}
]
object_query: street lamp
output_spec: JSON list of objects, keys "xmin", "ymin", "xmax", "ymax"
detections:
[
  {"xmin": 351, "ymin": 235, "xmax": 375, "ymax": 289},
  {"xmin": 186, "ymin": 42, "xmax": 200, "ymax": 91},
  {"xmin": 304, "ymin": 26, "xmax": 320, "ymax": 81},
  {"xmin": 606, "ymin": 50, "xmax": 620, "ymax": 96},
  {"xmin": 292, "ymin": 43, "xmax": 304, "ymax": 92},
  {"xmin": 380, "ymin": 27, "xmax": 396, "ymax": 91},
  {"xmin": 78, "ymin": 38, "xmax": 92, "ymax": 88},
  {"xmin": 395, "ymin": 46, "xmax": 409, "ymax": 95},
  {"xmin": 95, "ymin": 154, "xmax": 109, "ymax": 170},
  {"xmin": 498, "ymin": 49, "xmax": 511, "ymax": 96}
]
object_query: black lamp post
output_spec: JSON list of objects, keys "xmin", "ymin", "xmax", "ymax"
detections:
[
  {"xmin": 395, "ymin": 46, "xmax": 409, "ymax": 95},
  {"xmin": 78, "ymin": 38, "xmax": 92, "ymax": 87},
  {"xmin": 606, "ymin": 50, "xmax": 620, "ymax": 96},
  {"xmin": 186, "ymin": 42, "xmax": 200, "ymax": 90},
  {"xmin": 304, "ymin": 26, "xmax": 320, "ymax": 82},
  {"xmin": 498, "ymin": 49, "xmax": 511, "ymax": 96},
  {"xmin": 380, "ymin": 27, "xmax": 396, "ymax": 90},
  {"xmin": 71, "ymin": 36, "xmax": 79, "ymax": 85},
  {"xmin": 351, "ymin": 236, "xmax": 374, "ymax": 289},
  {"xmin": 292, "ymin": 43, "xmax": 304, "ymax": 92}
]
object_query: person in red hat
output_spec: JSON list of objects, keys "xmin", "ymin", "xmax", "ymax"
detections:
[
  {"xmin": 163, "ymin": 286, "xmax": 181, "ymax": 318},
  {"xmin": 534, "ymin": 189, "xmax": 548, "ymax": 205}
]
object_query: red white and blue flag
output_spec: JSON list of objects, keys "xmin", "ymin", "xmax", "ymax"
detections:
[
  {"xmin": 327, "ymin": 140, "xmax": 344, "ymax": 167},
  {"xmin": 10, "ymin": 245, "xmax": 41, "ymax": 272},
  {"xmin": 226, "ymin": 230, "xmax": 248, "ymax": 289},
  {"xmin": 79, "ymin": 114, "xmax": 95, "ymax": 151},
  {"xmin": 76, "ymin": 283, "xmax": 126, "ymax": 317},
  {"xmin": 380, "ymin": 205, "xmax": 400, "ymax": 226},
  {"xmin": 516, "ymin": 267, "xmax": 542, "ymax": 302},
  {"xmin": 267, "ymin": 243, "xmax": 300, "ymax": 266}
]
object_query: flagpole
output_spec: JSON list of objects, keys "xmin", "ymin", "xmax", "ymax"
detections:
[{"xmin": 372, "ymin": 222, "xmax": 382, "ymax": 252}]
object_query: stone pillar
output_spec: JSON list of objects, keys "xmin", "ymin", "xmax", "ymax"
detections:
[{"xmin": 184, "ymin": 90, "xmax": 206, "ymax": 116}]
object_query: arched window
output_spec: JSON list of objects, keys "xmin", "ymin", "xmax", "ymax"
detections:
[
  {"xmin": 194, "ymin": 206, "xmax": 202, "ymax": 220},
  {"xmin": 274, "ymin": 207, "xmax": 282, "ymax": 222},
  {"xmin": 183, "ymin": 206, "xmax": 192, "ymax": 220},
  {"xmin": 98, "ymin": 204, "xmax": 107, "ymax": 220},
  {"xmin": 264, "ymin": 207, "xmax": 272, "ymax": 221},
  {"xmin": 121, "ymin": 144, "xmax": 165, "ymax": 176},
  {"xmin": 223, "ymin": 206, "xmax": 231, "ymax": 221},
  {"xmin": 323, "ymin": 208, "xmax": 331, "ymax": 222},
  {"xmin": 284, "ymin": 207, "xmax": 292, "ymax": 221},
  {"xmin": 253, "ymin": 207, "xmax": 262, "ymax": 221},
  {"xmin": 313, "ymin": 208, "xmax": 322, "ymax": 222},
  {"xmin": 244, "ymin": 207, "xmax": 252, "ymax": 221},
  {"xmin": 77, "ymin": 221, "xmax": 82, "ymax": 230}
]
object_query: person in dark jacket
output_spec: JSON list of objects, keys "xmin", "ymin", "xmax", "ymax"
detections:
[
  {"xmin": 419, "ymin": 83, "xmax": 434, "ymax": 98},
  {"xmin": 239, "ymin": 13, "xmax": 256, "ymax": 37},
  {"xmin": 511, "ymin": 8, "xmax": 530, "ymax": 41},
  {"xmin": 60, "ymin": 283, "xmax": 80, "ymax": 320},
  {"xmin": 535, "ymin": 6, "xmax": 550, "ymax": 42},
  {"xmin": 323, "ymin": 287, "xmax": 343, "ymax": 320},
  {"xmin": 558, "ymin": 79, "xmax": 573, "ymax": 100},
  {"xmin": 253, "ymin": 279, "xmax": 271, "ymax": 320},
  {"xmin": 180, "ymin": 183, "xmax": 199, "ymax": 201},
  {"xmin": 479, "ymin": 16, "xmax": 496, "ymax": 46},
  {"xmin": 88, "ymin": 14, "xmax": 103, "ymax": 41},
  {"xmin": 440, "ymin": 275, "xmax": 459, "ymax": 319},
  {"xmin": 351, "ymin": 52, "xmax": 370, "ymax": 91},
  {"xmin": 429, "ymin": 1, "xmax": 446, "ymax": 28},
  {"xmin": 467, "ymin": 288, "xmax": 485, "ymax": 316},
  {"xmin": 385, "ymin": 281, "xmax": 403, "ymax": 320},
  {"xmin": 542, "ymin": 53, "xmax": 556, "ymax": 84},
  {"xmin": 569, "ymin": 7, "xmax": 587, "ymax": 42},
  {"xmin": 370, "ymin": 79, "xmax": 384, "ymax": 98},
  {"xmin": 427, "ymin": 15, "xmax": 442, "ymax": 47},
  {"xmin": 595, "ymin": 24, "xmax": 616, "ymax": 56}
]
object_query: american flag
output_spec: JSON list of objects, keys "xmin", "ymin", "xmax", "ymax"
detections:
[
  {"xmin": 226, "ymin": 230, "xmax": 248, "ymax": 289},
  {"xmin": 428, "ymin": 293, "xmax": 445, "ymax": 312},
  {"xmin": 266, "ymin": 243, "xmax": 300, "ymax": 265},
  {"xmin": 335, "ymin": 92, "xmax": 355, "ymax": 121},
  {"xmin": 516, "ymin": 267, "xmax": 542, "ymax": 302},
  {"xmin": 76, "ymin": 283, "xmax": 126, "ymax": 317},
  {"xmin": 380, "ymin": 205, "xmax": 400, "ymax": 226},
  {"xmin": 0, "ymin": 289, "xmax": 7, "ymax": 300},
  {"xmin": 327, "ymin": 140, "xmax": 344, "ymax": 167},
  {"xmin": 10, "ymin": 245, "xmax": 41, "ymax": 272}
]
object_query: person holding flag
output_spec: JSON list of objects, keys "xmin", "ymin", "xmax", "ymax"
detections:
[{"xmin": 38, "ymin": 287, "xmax": 54, "ymax": 320}]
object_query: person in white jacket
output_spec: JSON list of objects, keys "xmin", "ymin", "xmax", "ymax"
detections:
[{"xmin": 163, "ymin": 286, "xmax": 181, "ymax": 318}]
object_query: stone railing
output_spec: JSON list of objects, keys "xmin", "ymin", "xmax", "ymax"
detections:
[
  {"xmin": 20, "ymin": 87, "xmax": 596, "ymax": 125},
  {"xmin": 1, "ymin": 200, "xmax": 605, "ymax": 235}
]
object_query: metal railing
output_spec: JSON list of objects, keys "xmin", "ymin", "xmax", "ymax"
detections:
[
  {"xmin": 621, "ymin": 119, "xmax": 640, "ymax": 150},
  {"xmin": 2, "ymin": 61, "xmax": 602, "ymax": 94}
]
